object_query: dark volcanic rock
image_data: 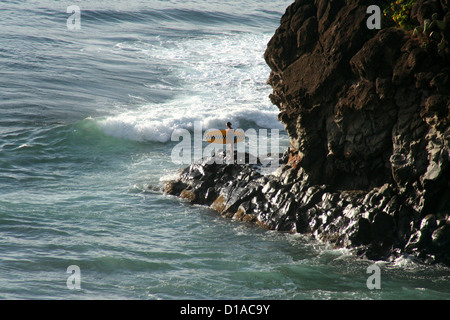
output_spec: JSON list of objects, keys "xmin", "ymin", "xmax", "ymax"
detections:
[
  {"xmin": 265, "ymin": 0, "xmax": 449, "ymax": 192},
  {"xmin": 164, "ymin": 0, "xmax": 450, "ymax": 266}
]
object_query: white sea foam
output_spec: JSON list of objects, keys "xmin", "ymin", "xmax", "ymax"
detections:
[
  {"xmin": 96, "ymin": 32, "xmax": 284, "ymax": 143},
  {"xmin": 391, "ymin": 254, "xmax": 420, "ymax": 269},
  {"xmin": 96, "ymin": 102, "xmax": 284, "ymax": 143},
  {"xmin": 159, "ymin": 170, "xmax": 181, "ymax": 183}
]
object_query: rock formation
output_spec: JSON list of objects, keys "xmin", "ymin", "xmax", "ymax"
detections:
[{"xmin": 165, "ymin": 0, "xmax": 450, "ymax": 266}]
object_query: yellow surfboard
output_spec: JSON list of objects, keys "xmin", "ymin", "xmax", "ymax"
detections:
[{"xmin": 205, "ymin": 129, "xmax": 245, "ymax": 144}]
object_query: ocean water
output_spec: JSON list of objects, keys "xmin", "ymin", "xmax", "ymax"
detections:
[{"xmin": 0, "ymin": 0, "xmax": 449, "ymax": 300}]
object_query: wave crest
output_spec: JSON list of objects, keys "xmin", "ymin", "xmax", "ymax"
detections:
[{"xmin": 95, "ymin": 103, "xmax": 284, "ymax": 143}]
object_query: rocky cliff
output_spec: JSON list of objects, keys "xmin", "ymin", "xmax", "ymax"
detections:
[{"xmin": 165, "ymin": 0, "xmax": 450, "ymax": 265}]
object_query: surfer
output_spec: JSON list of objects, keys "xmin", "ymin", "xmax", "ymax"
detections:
[{"xmin": 225, "ymin": 121, "xmax": 234, "ymax": 161}]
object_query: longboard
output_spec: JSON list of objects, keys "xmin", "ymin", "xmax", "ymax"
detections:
[{"xmin": 205, "ymin": 129, "xmax": 245, "ymax": 144}]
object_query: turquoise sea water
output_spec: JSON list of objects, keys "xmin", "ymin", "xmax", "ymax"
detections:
[{"xmin": 0, "ymin": 0, "xmax": 449, "ymax": 300}]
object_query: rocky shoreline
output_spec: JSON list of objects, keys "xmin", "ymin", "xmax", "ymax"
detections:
[
  {"xmin": 164, "ymin": 0, "xmax": 449, "ymax": 266},
  {"xmin": 165, "ymin": 150, "xmax": 449, "ymax": 265}
]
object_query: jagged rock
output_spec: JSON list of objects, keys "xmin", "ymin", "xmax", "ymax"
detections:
[
  {"xmin": 432, "ymin": 224, "xmax": 450, "ymax": 248},
  {"xmin": 263, "ymin": 0, "xmax": 449, "ymax": 264}
]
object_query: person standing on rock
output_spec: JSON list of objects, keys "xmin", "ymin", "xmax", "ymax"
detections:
[{"xmin": 225, "ymin": 121, "xmax": 234, "ymax": 162}]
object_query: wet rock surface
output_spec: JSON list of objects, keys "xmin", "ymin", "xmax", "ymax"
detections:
[{"xmin": 164, "ymin": 0, "xmax": 449, "ymax": 266}]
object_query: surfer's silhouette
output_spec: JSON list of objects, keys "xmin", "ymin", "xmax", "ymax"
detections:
[{"xmin": 225, "ymin": 121, "xmax": 234, "ymax": 161}]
